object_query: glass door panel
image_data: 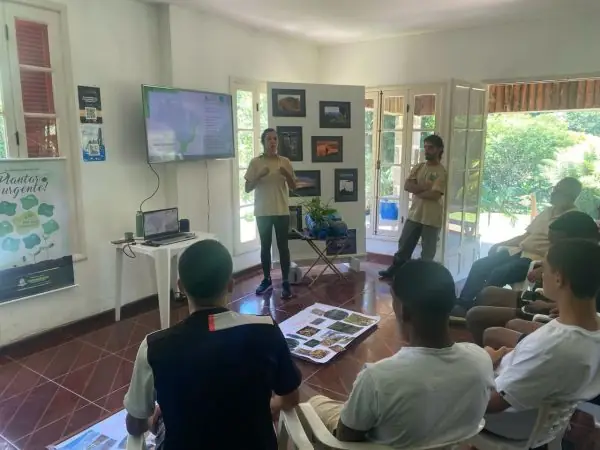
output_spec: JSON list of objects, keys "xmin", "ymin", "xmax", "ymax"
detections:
[
  {"xmin": 443, "ymin": 82, "xmax": 488, "ymax": 280},
  {"xmin": 365, "ymin": 93, "xmax": 378, "ymax": 234},
  {"xmin": 374, "ymin": 91, "xmax": 407, "ymax": 237},
  {"xmin": 406, "ymin": 90, "xmax": 439, "ymax": 224}
]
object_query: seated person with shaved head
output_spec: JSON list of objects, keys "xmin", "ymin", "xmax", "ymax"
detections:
[{"xmin": 124, "ymin": 240, "xmax": 301, "ymax": 450}]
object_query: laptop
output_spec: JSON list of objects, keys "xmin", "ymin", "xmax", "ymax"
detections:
[{"xmin": 143, "ymin": 208, "xmax": 195, "ymax": 245}]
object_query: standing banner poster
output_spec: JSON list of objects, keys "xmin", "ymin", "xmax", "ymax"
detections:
[
  {"xmin": 78, "ymin": 85, "xmax": 106, "ymax": 162},
  {"xmin": 0, "ymin": 158, "xmax": 74, "ymax": 304}
]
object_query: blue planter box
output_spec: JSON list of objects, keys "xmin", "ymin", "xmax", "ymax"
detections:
[
  {"xmin": 380, "ymin": 201, "xmax": 399, "ymax": 221},
  {"xmin": 305, "ymin": 213, "xmax": 348, "ymax": 239}
]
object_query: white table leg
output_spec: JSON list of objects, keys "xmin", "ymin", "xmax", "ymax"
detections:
[
  {"xmin": 115, "ymin": 247, "xmax": 124, "ymax": 322},
  {"xmin": 154, "ymin": 251, "xmax": 172, "ymax": 329},
  {"xmin": 171, "ymin": 253, "xmax": 179, "ymax": 298}
]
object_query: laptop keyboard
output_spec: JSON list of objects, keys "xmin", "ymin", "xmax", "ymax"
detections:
[{"xmin": 148, "ymin": 233, "xmax": 195, "ymax": 245}]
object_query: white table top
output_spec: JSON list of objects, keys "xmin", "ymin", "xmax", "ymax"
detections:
[{"xmin": 113, "ymin": 231, "xmax": 217, "ymax": 256}]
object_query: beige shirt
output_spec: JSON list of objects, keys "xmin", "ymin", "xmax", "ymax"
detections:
[
  {"xmin": 244, "ymin": 155, "xmax": 294, "ymax": 217},
  {"xmin": 407, "ymin": 162, "xmax": 447, "ymax": 228},
  {"xmin": 507, "ymin": 206, "xmax": 577, "ymax": 260}
]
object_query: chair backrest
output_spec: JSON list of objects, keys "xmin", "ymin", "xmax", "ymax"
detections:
[
  {"xmin": 525, "ymin": 402, "xmax": 578, "ymax": 448},
  {"xmin": 411, "ymin": 420, "xmax": 485, "ymax": 450},
  {"xmin": 297, "ymin": 402, "xmax": 484, "ymax": 450}
]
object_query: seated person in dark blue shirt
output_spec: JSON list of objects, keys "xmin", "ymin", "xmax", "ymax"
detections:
[{"xmin": 124, "ymin": 239, "xmax": 302, "ymax": 449}]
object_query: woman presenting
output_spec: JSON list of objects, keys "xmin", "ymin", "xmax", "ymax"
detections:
[{"xmin": 244, "ymin": 128, "xmax": 296, "ymax": 299}]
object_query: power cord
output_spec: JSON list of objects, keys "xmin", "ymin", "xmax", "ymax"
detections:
[
  {"xmin": 139, "ymin": 162, "xmax": 160, "ymax": 212},
  {"xmin": 121, "ymin": 242, "xmax": 137, "ymax": 259},
  {"xmin": 205, "ymin": 160, "xmax": 211, "ymax": 232}
]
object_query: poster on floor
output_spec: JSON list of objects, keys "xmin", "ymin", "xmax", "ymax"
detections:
[
  {"xmin": 279, "ymin": 302, "xmax": 380, "ymax": 364},
  {"xmin": 326, "ymin": 229, "xmax": 357, "ymax": 256},
  {"xmin": 78, "ymin": 85, "xmax": 106, "ymax": 162},
  {"xmin": 48, "ymin": 409, "xmax": 157, "ymax": 450},
  {"xmin": 0, "ymin": 158, "xmax": 74, "ymax": 304}
]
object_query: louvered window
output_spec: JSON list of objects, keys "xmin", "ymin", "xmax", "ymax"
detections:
[
  {"xmin": 0, "ymin": 3, "xmax": 67, "ymax": 160},
  {"xmin": 488, "ymin": 79, "xmax": 600, "ymax": 113},
  {"xmin": 16, "ymin": 19, "xmax": 58, "ymax": 157}
]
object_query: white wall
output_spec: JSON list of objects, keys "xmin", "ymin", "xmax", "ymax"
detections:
[
  {"xmin": 0, "ymin": 0, "xmax": 320, "ymax": 346},
  {"xmin": 318, "ymin": 14, "xmax": 600, "ymax": 87},
  {"xmin": 166, "ymin": 5, "xmax": 320, "ymax": 271},
  {"xmin": 0, "ymin": 0, "xmax": 167, "ymax": 346}
]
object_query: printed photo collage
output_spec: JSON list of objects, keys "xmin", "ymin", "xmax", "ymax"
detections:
[{"xmin": 279, "ymin": 302, "xmax": 380, "ymax": 364}]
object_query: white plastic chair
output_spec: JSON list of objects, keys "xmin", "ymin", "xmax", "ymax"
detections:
[
  {"xmin": 277, "ymin": 408, "xmax": 315, "ymax": 449},
  {"xmin": 467, "ymin": 402, "xmax": 577, "ymax": 450},
  {"xmin": 126, "ymin": 434, "xmax": 146, "ymax": 450},
  {"xmin": 297, "ymin": 401, "xmax": 485, "ymax": 450}
]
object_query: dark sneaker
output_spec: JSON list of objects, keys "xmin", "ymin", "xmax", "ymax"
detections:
[
  {"xmin": 281, "ymin": 281, "xmax": 292, "ymax": 300},
  {"xmin": 378, "ymin": 266, "xmax": 395, "ymax": 280},
  {"xmin": 449, "ymin": 305, "xmax": 468, "ymax": 323},
  {"xmin": 256, "ymin": 278, "xmax": 273, "ymax": 295}
]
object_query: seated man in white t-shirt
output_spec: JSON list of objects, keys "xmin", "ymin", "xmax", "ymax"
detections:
[
  {"xmin": 484, "ymin": 239, "xmax": 600, "ymax": 440},
  {"xmin": 308, "ymin": 260, "xmax": 495, "ymax": 448}
]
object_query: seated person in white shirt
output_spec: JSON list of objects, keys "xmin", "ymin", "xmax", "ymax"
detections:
[
  {"xmin": 452, "ymin": 177, "xmax": 581, "ymax": 320},
  {"xmin": 484, "ymin": 239, "xmax": 600, "ymax": 440},
  {"xmin": 308, "ymin": 260, "xmax": 495, "ymax": 448}
]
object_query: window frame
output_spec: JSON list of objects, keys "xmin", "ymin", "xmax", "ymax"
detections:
[
  {"xmin": 0, "ymin": 0, "xmax": 85, "ymax": 257},
  {"xmin": 230, "ymin": 77, "xmax": 266, "ymax": 256}
]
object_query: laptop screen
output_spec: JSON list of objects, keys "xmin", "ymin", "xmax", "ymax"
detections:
[{"xmin": 143, "ymin": 208, "xmax": 179, "ymax": 239}]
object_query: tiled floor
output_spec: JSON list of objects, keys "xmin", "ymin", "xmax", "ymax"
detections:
[{"xmin": 0, "ymin": 262, "xmax": 497, "ymax": 449}]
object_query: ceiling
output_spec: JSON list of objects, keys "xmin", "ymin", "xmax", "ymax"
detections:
[{"xmin": 140, "ymin": 0, "xmax": 599, "ymax": 44}]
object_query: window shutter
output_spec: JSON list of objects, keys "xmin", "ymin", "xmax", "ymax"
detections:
[{"xmin": 15, "ymin": 19, "xmax": 58, "ymax": 157}]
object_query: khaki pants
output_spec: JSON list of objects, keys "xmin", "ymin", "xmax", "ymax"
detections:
[{"xmin": 308, "ymin": 395, "xmax": 344, "ymax": 433}]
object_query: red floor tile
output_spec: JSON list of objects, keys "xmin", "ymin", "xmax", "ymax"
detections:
[
  {"xmin": 134, "ymin": 309, "xmax": 161, "ymax": 331},
  {"xmin": 5, "ymin": 262, "xmax": 496, "ymax": 450},
  {"xmin": 95, "ymin": 385, "xmax": 128, "ymax": 414},
  {"xmin": 14, "ymin": 417, "xmax": 68, "ymax": 450},
  {"xmin": 17, "ymin": 340, "xmax": 107, "ymax": 381},
  {"xmin": 58, "ymin": 355, "xmax": 133, "ymax": 403},
  {"xmin": 1, "ymin": 382, "xmax": 87, "ymax": 442},
  {"xmin": 0, "ymin": 363, "xmax": 43, "ymax": 403},
  {"xmin": 229, "ymin": 294, "xmax": 275, "ymax": 316},
  {"xmin": 78, "ymin": 319, "xmax": 151, "ymax": 354},
  {"xmin": 299, "ymin": 383, "xmax": 348, "ymax": 403}
]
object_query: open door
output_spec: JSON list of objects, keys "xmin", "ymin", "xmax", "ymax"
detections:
[
  {"xmin": 372, "ymin": 89, "xmax": 408, "ymax": 238},
  {"xmin": 442, "ymin": 80, "xmax": 488, "ymax": 281}
]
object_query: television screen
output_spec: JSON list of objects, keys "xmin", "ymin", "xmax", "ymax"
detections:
[{"xmin": 142, "ymin": 85, "xmax": 235, "ymax": 163}]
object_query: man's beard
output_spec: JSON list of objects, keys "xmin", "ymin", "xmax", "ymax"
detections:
[{"xmin": 425, "ymin": 154, "xmax": 434, "ymax": 161}]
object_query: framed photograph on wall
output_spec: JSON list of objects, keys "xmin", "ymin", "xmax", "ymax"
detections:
[
  {"xmin": 291, "ymin": 170, "xmax": 321, "ymax": 197},
  {"xmin": 319, "ymin": 101, "xmax": 351, "ymax": 128},
  {"xmin": 277, "ymin": 126, "xmax": 303, "ymax": 161},
  {"xmin": 334, "ymin": 168, "xmax": 358, "ymax": 202},
  {"xmin": 311, "ymin": 136, "xmax": 343, "ymax": 163},
  {"xmin": 272, "ymin": 89, "xmax": 306, "ymax": 117},
  {"xmin": 288, "ymin": 205, "xmax": 303, "ymax": 239}
]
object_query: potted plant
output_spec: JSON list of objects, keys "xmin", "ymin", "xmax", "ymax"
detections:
[{"xmin": 301, "ymin": 197, "xmax": 338, "ymax": 239}]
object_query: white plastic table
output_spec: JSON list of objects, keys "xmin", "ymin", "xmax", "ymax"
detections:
[{"xmin": 113, "ymin": 232, "xmax": 217, "ymax": 329}]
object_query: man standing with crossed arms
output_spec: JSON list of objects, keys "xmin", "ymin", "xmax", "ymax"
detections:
[{"xmin": 379, "ymin": 135, "xmax": 446, "ymax": 280}]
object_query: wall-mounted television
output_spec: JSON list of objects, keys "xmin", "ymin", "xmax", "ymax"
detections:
[{"xmin": 142, "ymin": 85, "xmax": 235, "ymax": 163}]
